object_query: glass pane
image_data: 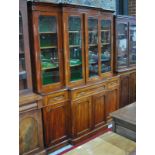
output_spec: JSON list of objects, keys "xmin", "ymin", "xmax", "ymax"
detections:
[
  {"xmin": 116, "ymin": 23, "xmax": 128, "ymax": 69},
  {"xmin": 39, "ymin": 16, "xmax": 60, "ymax": 85},
  {"xmin": 19, "ymin": 11, "xmax": 27, "ymax": 90},
  {"xmin": 88, "ymin": 17, "xmax": 99, "ymax": 77},
  {"xmin": 68, "ymin": 16, "xmax": 83, "ymax": 81},
  {"xmin": 129, "ymin": 24, "xmax": 136, "ymax": 65},
  {"xmin": 101, "ymin": 20, "xmax": 111, "ymax": 73}
]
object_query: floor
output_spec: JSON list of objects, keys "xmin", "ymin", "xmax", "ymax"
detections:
[
  {"xmin": 49, "ymin": 124, "xmax": 114, "ymax": 155},
  {"xmin": 63, "ymin": 132, "xmax": 136, "ymax": 155},
  {"xmin": 49, "ymin": 124, "xmax": 136, "ymax": 155},
  {"xmin": 49, "ymin": 145, "xmax": 73, "ymax": 155}
]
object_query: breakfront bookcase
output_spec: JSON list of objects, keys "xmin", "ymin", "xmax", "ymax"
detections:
[
  {"xmin": 114, "ymin": 15, "xmax": 136, "ymax": 108},
  {"xmin": 19, "ymin": 0, "xmax": 45, "ymax": 154},
  {"xmin": 28, "ymin": 2, "xmax": 120, "ymax": 153}
]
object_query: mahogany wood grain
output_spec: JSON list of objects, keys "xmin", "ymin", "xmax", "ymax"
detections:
[
  {"xmin": 129, "ymin": 72, "xmax": 136, "ymax": 103},
  {"xmin": 42, "ymin": 101, "xmax": 69, "ymax": 148},
  {"xmin": 92, "ymin": 91, "xmax": 106, "ymax": 128},
  {"xmin": 19, "ymin": 108, "xmax": 45, "ymax": 155},
  {"xmin": 120, "ymin": 74, "xmax": 130, "ymax": 108},
  {"xmin": 72, "ymin": 97, "xmax": 92, "ymax": 137},
  {"xmin": 105, "ymin": 88, "xmax": 119, "ymax": 121}
]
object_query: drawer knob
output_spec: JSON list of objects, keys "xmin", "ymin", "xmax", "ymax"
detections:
[{"xmin": 53, "ymin": 95, "xmax": 64, "ymax": 101}]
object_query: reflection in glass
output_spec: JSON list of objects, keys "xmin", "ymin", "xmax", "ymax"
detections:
[
  {"xmin": 68, "ymin": 16, "xmax": 83, "ymax": 81},
  {"xmin": 88, "ymin": 17, "xmax": 99, "ymax": 77},
  {"xmin": 19, "ymin": 11, "xmax": 27, "ymax": 90},
  {"xmin": 39, "ymin": 16, "xmax": 60, "ymax": 85},
  {"xmin": 101, "ymin": 20, "xmax": 111, "ymax": 73},
  {"xmin": 129, "ymin": 24, "xmax": 136, "ymax": 65},
  {"xmin": 117, "ymin": 23, "xmax": 128, "ymax": 69}
]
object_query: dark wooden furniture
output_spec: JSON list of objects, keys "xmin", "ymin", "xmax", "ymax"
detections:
[
  {"xmin": 28, "ymin": 2, "xmax": 114, "ymax": 93},
  {"xmin": 19, "ymin": 0, "xmax": 45, "ymax": 154},
  {"xmin": 114, "ymin": 15, "xmax": 136, "ymax": 108},
  {"xmin": 110, "ymin": 102, "xmax": 136, "ymax": 141},
  {"xmin": 19, "ymin": 94, "xmax": 45, "ymax": 155},
  {"xmin": 119, "ymin": 71, "xmax": 136, "ymax": 108},
  {"xmin": 28, "ymin": 2, "xmax": 120, "ymax": 153},
  {"xmin": 114, "ymin": 15, "xmax": 136, "ymax": 73},
  {"xmin": 42, "ymin": 89, "xmax": 70, "ymax": 152},
  {"xmin": 69, "ymin": 76, "xmax": 120, "ymax": 144}
]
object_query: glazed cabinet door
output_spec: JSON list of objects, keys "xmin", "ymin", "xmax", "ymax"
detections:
[
  {"xmin": 105, "ymin": 88, "xmax": 118, "ymax": 121},
  {"xmin": 100, "ymin": 14, "xmax": 113, "ymax": 77},
  {"xmin": 129, "ymin": 21, "xmax": 136, "ymax": 66},
  {"xmin": 120, "ymin": 74, "xmax": 130, "ymax": 107},
  {"xmin": 19, "ymin": 109, "xmax": 44, "ymax": 155},
  {"xmin": 72, "ymin": 97, "xmax": 92, "ymax": 137},
  {"xmin": 92, "ymin": 91, "xmax": 106, "ymax": 128},
  {"xmin": 86, "ymin": 14, "xmax": 101, "ymax": 82},
  {"xmin": 31, "ymin": 8, "xmax": 64, "ymax": 93},
  {"xmin": 19, "ymin": 0, "xmax": 32, "ymax": 94},
  {"xmin": 116, "ymin": 20, "xmax": 129, "ymax": 71},
  {"xmin": 43, "ymin": 101, "xmax": 69, "ymax": 147},
  {"xmin": 63, "ymin": 12, "xmax": 85, "ymax": 87},
  {"xmin": 129, "ymin": 72, "xmax": 136, "ymax": 103}
]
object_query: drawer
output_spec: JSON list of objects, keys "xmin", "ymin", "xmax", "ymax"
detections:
[
  {"xmin": 107, "ymin": 79, "xmax": 119, "ymax": 89},
  {"xmin": 71, "ymin": 83, "xmax": 106, "ymax": 100},
  {"xmin": 45, "ymin": 91, "xmax": 68, "ymax": 106}
]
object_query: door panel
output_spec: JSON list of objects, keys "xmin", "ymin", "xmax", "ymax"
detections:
[
  {"xmin": 72, "ymin": 97, "xmax": 92, "ymax": 137},
  {"xmin": 106, "ymin": 89, "xmax": 118, "ymax": 121},
  {"xmin": 120, "ymin": 74, "xmax": 130, "ymax": 108},
  {"xmin": 19, "ymin": 109, "xmax": 44, "ymax": 155},
  {"xmin": 92, "ymin": 91, "xmax": 106, "ymax": 128},
  {"xmin": 43, "ymin": 102, "xmax": 69, "ymax": 147},
  {"xmin": 129, "ymin": 72, "xmax": 136, "ymax": 103}
]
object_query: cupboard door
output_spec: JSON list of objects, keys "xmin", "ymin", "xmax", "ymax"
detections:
[
  {"xmin": 129, "ymin": 22, "xmax": 136, "ymax": 66},
  {"xmin": 19, "ymin": 11, "xmax": 28, "ymax": 91},
  {"xmin": 64, "ymin": 13, "xmax": 85, "ymax": 87},
  {"xmin": 120, "ymin": 74, "xmax": 130, "ymax": 107},
  {"xmin": 92, "ymin": 91, "xmax": 106, "ymax": 128},
  {"xmin": 100, "ymin": 18, "xmax": 112, "ymax": 74},
  {"xmin": 19, "ymin": 109, "xmax": 44, "ymax": 155},
  {"xmin": 129, "ymin": 72, "xmax": 136, "ymax": 103},
  {"xmin": 32, "ymin": 10, "xmax": 64, "ymax": 93},
  {"xmin": 116, "ymin": 21, "xmax": 129, "ymax": 70},
  {"xmin": 72, "ymin": 97, "xmax": 92, "ymax": 137},
  {"xmin": 86, "ymin": 16, "xmax": 100, "ymax": 80},
  {"xmin": 105, "ymin": 89, "xmax": 118, "ymax": 121},
  {"xmin": 43, "ymin": 102, "xmax": 69, "ymax": 147},
  {"xmin": 19, "ymin": 0, "xmax": 32, "ymax": 93}
]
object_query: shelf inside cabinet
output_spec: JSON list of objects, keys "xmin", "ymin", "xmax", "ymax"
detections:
[
  {"xmin": 19, "ymin": 51, "xmax": 24, "ymax": 54},
  {"xmin": 101, "ymin": 30, "xmax": 110, "ymax": 32},
  {"xmin": 89, "ymin": 61, "xmax": 98, "ymax": 64},
  {"xmin": 89, "ymin": 44, "xmax": 98, "ymax": 46},
  {"xmin": 88, "ymin": 30, "xmax": 98, "ymax": 33},
  {"xmin": 69, "ymin": 45, "xmax": 81, "ymax": 48},
  {"xmin": 42, "ymin": 66, "xmax": 58, "ymax": 70},
  {"xmin": 69, "ymin": 31, "xmax": 80, "ymax": 33},
  {"xmin": 117, "ymin": 33, "xmax": 126, "ymax": 36},
  {"xmin": 39, "ymin": 32, "xmax": 57, "ymax": 34},
  {"xmin": 101, "ymin": 58, "xmax": 110, "ymax": 62},
  {"xmin": 70, "ymin": 63, "xmax": 82, "ymax": 67},
  {"xmin": 101, "ymin": 43, "xmax": 110, "ymax": 46},
  {"xmin": 19, "ymin": 71, "xmax": 27, "ymax": 80},
  {"xmin": 40, "ymin": 46, "xmax": 57, "ymax": 49},
  {"xmin": 70, "ymin": 59, "xmax": 82, "ymax": 67}
]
